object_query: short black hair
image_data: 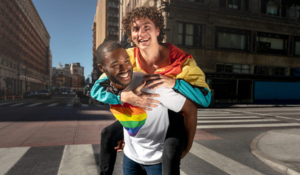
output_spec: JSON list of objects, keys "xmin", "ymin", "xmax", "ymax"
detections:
[{"xmin": 96, "ymin": 41, "xmax": 123, "ymax": 65}]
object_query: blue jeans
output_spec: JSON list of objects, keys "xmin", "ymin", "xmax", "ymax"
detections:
[{"xmin": 123, "ymin": 154, "xmax": 162, "ymax": 175}]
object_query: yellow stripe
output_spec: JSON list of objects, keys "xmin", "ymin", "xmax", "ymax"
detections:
[{"xmin": 112, "ymin": 113, "xmax": 147, "ymax": 122}]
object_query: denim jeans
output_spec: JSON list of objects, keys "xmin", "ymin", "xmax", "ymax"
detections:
[{"xmin": 123, "ymin": 154, "xmax": 162, "ymax": 175}]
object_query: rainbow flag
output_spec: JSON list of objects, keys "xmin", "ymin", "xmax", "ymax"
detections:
[{"xmin": 110, "ymin": 103, "xmax": 147, "ymax": 136}]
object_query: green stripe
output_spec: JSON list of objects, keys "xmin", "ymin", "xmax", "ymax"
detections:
[{"xmin": 119, "ymin": 119, "xmax": 146, "ymax": 128}]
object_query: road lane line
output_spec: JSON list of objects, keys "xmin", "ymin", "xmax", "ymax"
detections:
[
  {"xmin": 190, "ymin": 142, "xmax": 265, "ymax": 175},
  {"xmin": 197, "ymin": 119, "xmax": 279, "ymax": 123},
  {"xmin": 197, "ymin": 123, "xmax": 300, "ymax": 129},
  {"xmin": 197, "ymin": 116, "xmax": 260, "ymax": 119},
  {"xmin": 197, "ymin": 114, "xmax": 242, "ymax": 116},
  {"xmin": 47, "ymin": 103, "xmax": 59, "ymax": 107},
  {"xmin": 81, "ymin": 104, "xmax": 89, "ymax": 107},
  {"xmin": 58, "ymin": 145, "xmax": 98, "ymax": 175},
  {"xmin": 11, "ymin": 103, "xmax": 24, "ymax": 107},
  {"xmin": 27, "ymin": 103, "xmax": 42, "ymax": 107},
  {"xmin": 0, "ymin": 147, "xmax": 30, "ymax": 175},
  {"xmin": 0, "ymin": 102, "xmax": 11, "ymax": 106}
]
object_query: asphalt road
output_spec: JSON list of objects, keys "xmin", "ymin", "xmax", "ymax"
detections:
[{"xmin": 0, "ymin": 98, "xmax": 300, "ymax": 175}]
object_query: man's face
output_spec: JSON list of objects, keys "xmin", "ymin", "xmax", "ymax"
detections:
[
  {"xmin": 98, "ymin": 48, "xmax": 133, "ymax": 89},
  {"xmin": 131, "ymin": 17, "xmax": 160, "ymax": 49}
]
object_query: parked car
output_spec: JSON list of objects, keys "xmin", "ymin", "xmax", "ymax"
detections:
[
  {"xmin": 37, "ymin": 90, "xmax": 52, "ymax": 99},
  {"xmin": 62, "ymin": 91, "xmax": 68, "ymax": 95},
  {"xmin": 23, "ymin": 92, "xmax": 35, "ymax": 98}
]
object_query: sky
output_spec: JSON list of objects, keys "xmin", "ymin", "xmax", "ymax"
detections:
[{"xmin": 32, "ymin": 0, "xmax": 98, "ymax": 80}]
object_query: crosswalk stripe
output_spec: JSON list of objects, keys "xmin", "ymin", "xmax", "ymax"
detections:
[
  {"xmin": 197, "ymin": 123, "xmax": 300, "ymax": 129},
  {"xmin": 66, "ymin": 104, "xmax": 73, "ymax": 107},
  {"xmin": 197, "ymin": 116, "xmax": 260, "ymax": 119},
  {"xmin": 27, "ymin": 103, "xmax": 41, "ymax": 107},
  {"xmin": 11, "ymin": 103, "xmax": 23, "ymax": 107},
  {"xmin": 0, "ymin": 147, "xmax": 30, "ymax": 175},
  {"xmin": 197, "ymin": 114, "xmax": 242, "ymax": 116},
  {"xmin": 81, "ymin": 104, "xmax": 89, "ymax": 107},
  {"xmin": 197, "ymin": 119, "xmax": 279, "ymax": 123},
  {"xmin": 190, "ymin": 142, "xmax": 265, "ymax": 175},
  {"xmin": 0, "ymin": 102, "xmax": 11, "ymax": 106},
  {"xmin": 58, "ymin": 145, "xmax": 98, "ymax": 175},
  {"xmin": 47, "ymin": 103, "xmax": 59, "ymax": 107}
]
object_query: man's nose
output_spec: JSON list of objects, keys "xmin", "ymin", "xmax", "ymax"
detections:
[{"xmin": 138, "ymin": 27, "xmax": 145, "ymax": 37}]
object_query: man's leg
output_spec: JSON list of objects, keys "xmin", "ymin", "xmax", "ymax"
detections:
[
  {"xmin": 100, "ymin": 120, "xmax": 124, "ymax": 175},
  {"xmin": 162, "ymin": 111, "xmax": 187, "ymax": 175},
  {"xmin": 143, "ymin": 163, "xmax": 162, "ymax": 175},
  {"xmin": 122, "ymin": 154, "xmax": 147, "ymax": 175}
]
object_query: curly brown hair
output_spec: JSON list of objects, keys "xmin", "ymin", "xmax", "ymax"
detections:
[{"xmin": 122, "ymin": 6, "xmax": 165, "ymax": 44}]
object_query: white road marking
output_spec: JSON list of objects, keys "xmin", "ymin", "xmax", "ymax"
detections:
[
  {"xmin": 66, "ymin": 104, "xmax": 73, "ymax": 107},
  {"xmin": 197, "ymin": 113, "xmax": 242, "ymax": 116},
  {"xmin": 47, "ymin": 103, "xmax": 59, "ymax": 107},
  {"xmin": 11, "ymin": 103, "xmax": 24, "ymax": 107},
  {"xmin": 197, "ymin": 116, "xmax": 260, "ymax": 119},
  {"xmin": 0, "ymin": 102, "xmax": 11, "ymax": 106},
  {"xmin": 0, "ymin": 147, "xmax": 30, "ymax": 175},
  {"xmin": 27, "ymin": 103, "xmax": 42, "ymax": 107},
  {"xmin": 190, "ymin": 142, "xmax": 265, "ymax": 175},
  {"xmin": 197, "ymin": 123, "xmax": 300, "ymax": 129},
  {"xmin": 58, "ymin": 145, "xmax": 98, "ymax": 175},
  {"xmin": 81, "ymin": 104, "xmax": 89, "ymax": 107},
  {"xmin": 180, "ymin": 170, "xmax": 187, "ymax": 175},
  {"xmin": 197, "ymin": 119, "xmax": 279, "ymax": 123}
]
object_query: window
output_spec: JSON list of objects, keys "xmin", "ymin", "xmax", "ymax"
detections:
[
  {"xmin": 215, "ymin": 27, "xmax": 250, "ymax": 51},
  {"xmin": 261, "ymin": 0, "xmax": 286, "ymax": 17},
  {"xmin": 220, "ymin": 0, "xmax": 248, "ymax": 11},
  {"xmin": 254, "ymin": 66, "xmax": 286, "ymax": 76},
  {"xmin": 216, "ymin": 63, "xmax": 250, "ymax": 74},
  {"xmin": 256, "ymin": 32, "xmax": 287, "ymax": 55},
  {"xmin": 267, "ymin": 2, "xmax": 279, "ymax": 15},
  {"xmin": 178, "ymin": 22, "xmax": 201, "ymax": 47},
  {"xmin": 297, "ymin": 6, "xmax": 300, "ymax": 19},
  {"xmin": 295, "ymin": 37, "xmax": 300, "ymax": 56}
]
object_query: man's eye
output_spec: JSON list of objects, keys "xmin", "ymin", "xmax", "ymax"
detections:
[{"xmin": 112, "ymin": 65, "xmax": 119, "ymax": 68}]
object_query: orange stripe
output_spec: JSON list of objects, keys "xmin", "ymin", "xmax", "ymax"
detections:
[{"xmin": 110, "ymin": 106, "xmax": 146, "ymax": 115}]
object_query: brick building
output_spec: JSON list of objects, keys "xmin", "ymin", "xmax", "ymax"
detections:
[
  {"xmin": 0, "ymin": 0, "xmax": 51, "ymax": 96},
  {"xmin": 92, "ymin": 0, "xmax": 120, "ymax": 83},
  {"xmin": 112, "ymin": 0, "xmax": 300, "ymax": 104}
]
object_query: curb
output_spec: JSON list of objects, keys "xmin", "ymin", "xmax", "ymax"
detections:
[{"xmin": 250, "ymin": 132, "xmax": 300, "ymax": 175}]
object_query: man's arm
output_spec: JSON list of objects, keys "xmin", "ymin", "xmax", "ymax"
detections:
[
  {"xmin": 90, "ymin": 75, "xmax": 160, "ymax": 110},
  {"xmin": 180, "ymin": 99, "xmax": 197, "ymax": 159}
]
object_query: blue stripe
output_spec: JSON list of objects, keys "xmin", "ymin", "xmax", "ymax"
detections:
[
  {"xmin": 124, "ymin": 125, "xmax": 144, "ymax": 136},
  {"xmin": 173, "ymin": 79, "xmax": 211, "ymax": 107}
]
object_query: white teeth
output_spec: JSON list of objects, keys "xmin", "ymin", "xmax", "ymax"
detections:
[
  {"xmin": 140, "ymin": 39, "xmax": 149, "ymax": 42},
  {"xmin": 119, "ymin": 73, "xmax": 128, "ymax": 78}
]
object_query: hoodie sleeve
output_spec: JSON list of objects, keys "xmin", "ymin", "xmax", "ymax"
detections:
[
  {"xmin": 90, "ymin": 76, "xmax": 121, "ymax": 105},
  {"xmin": 173, "ymin": 57, "xmax": 211, "ymax": 107}
]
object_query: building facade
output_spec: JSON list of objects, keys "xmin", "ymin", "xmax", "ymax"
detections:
[
  {"xmin": 113, "ymin": 0, "xmax": 300, "ymax": 104},
  {"xmin": 0, "ymin": 0, "xmax": 51, "ymax": 96},
  {"xmin": 52, "ymin": 66, "xmax": 72, "ymax": 93},
  {"xmin": 92, "ymin": 0, "xmax": 120, "ymax": 83}
]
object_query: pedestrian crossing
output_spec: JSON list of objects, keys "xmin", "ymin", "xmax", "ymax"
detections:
[
  {"xmin": 197, "ymin": 109, "xmax": 300, "ymax": 129},
  {"xmin": 0, "ymin": 102, "xmax": 105, "ymax": 108},
  {"xmin": 0, "ymin": 143, "xmax": 270, "ymax": 175}
]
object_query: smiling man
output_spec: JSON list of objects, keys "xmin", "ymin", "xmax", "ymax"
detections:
[
  {"xmin": 93, "ymin": 41, "xmax": 197, "ymax": 175},
  {"xmin": 91, "ymin": 7, "xmax": 211, "ymax": 175}
]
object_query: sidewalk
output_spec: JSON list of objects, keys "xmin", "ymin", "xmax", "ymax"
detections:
[{"xmin": 251, "ymin": 129, "xmax": 300, "ymax": 175}]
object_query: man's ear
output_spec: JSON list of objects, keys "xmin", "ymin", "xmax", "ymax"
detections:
[
  {"xmin": 97, "ymin": 64, "xmax": 104, "ymax": 73},
  {"xmin": 156, "ymin": 27, "xmax": 160, "ymax": 37}
]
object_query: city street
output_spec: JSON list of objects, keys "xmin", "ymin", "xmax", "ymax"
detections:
[{"xmin": 0, "ymin": 96, "xmax": 300, "ymax": 175}]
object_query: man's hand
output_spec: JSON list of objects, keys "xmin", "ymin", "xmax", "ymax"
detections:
[
  {"xmin": 143, "ymin": 74, "xmax": 176, "ymax": 90},
  {"xmin": 114, "ymin": 139, "xmax": 125, "ymax": 153},
  {"xmin": 120, "ymin": 80, "xmax": 161, "ymax": 111}
]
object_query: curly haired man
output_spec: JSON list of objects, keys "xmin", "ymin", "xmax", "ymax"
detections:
[{"xmin": 91, "ymin": 6, "xmax": 211, "ymax": 175}]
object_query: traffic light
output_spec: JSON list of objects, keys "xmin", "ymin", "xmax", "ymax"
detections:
[
  {"xmin": 74, "ymin": 82, "xmax": 76, "ymax": 85},
  {"xmin": 50, "ymin": 86, "xmax": 52, "ymax": 90},
  {"xmin": 86, "ymin": 87, "xmax": 89, "ymax": 91}
]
